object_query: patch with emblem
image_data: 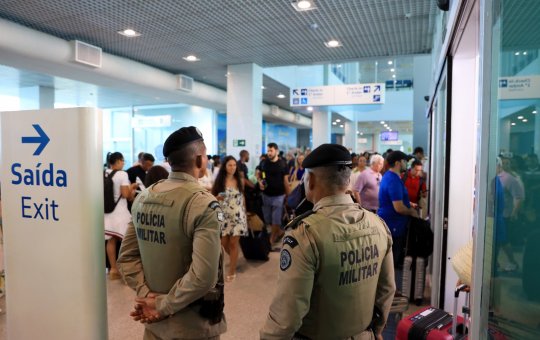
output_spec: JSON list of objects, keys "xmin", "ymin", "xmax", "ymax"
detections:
[
  {"xmin": 217, "ymin": 211, "xmax": 224, "ymax": 222},
  {"xmin": 280, "ymin": 249, "xmax": 292, "ymax": 271},
  {"xmin": 282, "ymin": 236, "xmax": 299, "ymax": 248},
  {"xmin": 208, "ymin": 201, "xmax": 220, "ymax": 210}
]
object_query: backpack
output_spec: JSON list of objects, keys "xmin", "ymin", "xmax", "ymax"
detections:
[{"xmin": 104, "ymin": 170, "xmax": 120, "ymax": 213}]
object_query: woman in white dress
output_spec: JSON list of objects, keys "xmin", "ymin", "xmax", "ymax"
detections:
[{"xmin": 104, "ymin": 152, "xmax": 137, "ymax": 280}]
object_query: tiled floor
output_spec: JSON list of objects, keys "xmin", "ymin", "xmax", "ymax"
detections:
[{"xmin": 0, "ymin": 251, "xmax": 430, "ymax": 339}]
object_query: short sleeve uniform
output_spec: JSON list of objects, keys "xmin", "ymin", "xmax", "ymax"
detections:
[{"xmin": 377, "ymin": 171, "xmax": 410, "ymax": 238}]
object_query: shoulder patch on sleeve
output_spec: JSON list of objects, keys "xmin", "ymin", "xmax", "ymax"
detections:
[
  {"xmin": 282, "ymin": 235, "xmax": 299, "ymax": 248},
  {"xmin": 280, "ymin": 249, "xmax": 292, "ymax": 271},
  {"xmin": 208, "ymin": 201, "xmax": 220, "ymax": 210}
]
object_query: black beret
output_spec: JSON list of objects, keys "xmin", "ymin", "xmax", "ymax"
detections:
[
  {"xmin": 163, "ymin": 126, "xmax": 203, "ymax": 157},
  {"xmin": 386, "ymin": 151, "xmax": 413, "ymax": 166},
  {"xmin": 302, "ymin": 144, "xmax": 352, "ymax": 169}
]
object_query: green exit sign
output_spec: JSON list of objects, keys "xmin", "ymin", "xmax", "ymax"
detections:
[{"xmin": 233, "ymin": 139, "xmax": 246, "ymax": 147}]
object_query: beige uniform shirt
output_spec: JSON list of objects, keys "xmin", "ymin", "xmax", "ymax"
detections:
[
  {"xmin": 260, "ymin": 194, "xmax": 395, "ymax": 340},
  {"xmin": 118, "ymin": 172, "xmax": 226, "ymax": 339}
]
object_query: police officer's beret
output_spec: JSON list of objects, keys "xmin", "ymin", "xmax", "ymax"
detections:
[
  {"xmin": 163, "ymin": 126, "xmax": 204, "ymax": 157},
  {"xmin": 386, "ymin": 151, "xmax": 413, "ymax": 166},
  {"xmin": 302, "ymin": 144, "xmax": 352, "ymax": 169}
]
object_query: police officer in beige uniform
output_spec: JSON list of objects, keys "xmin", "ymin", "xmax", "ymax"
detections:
[
  {"xmin": 260, "ymin": 144, "xmax": 396, "ymax": 340},
  {"xmin": 118, "ymin": 126, "xmax": 227, "ymax": 340}
]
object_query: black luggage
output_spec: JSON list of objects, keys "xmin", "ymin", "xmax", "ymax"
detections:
[
  {"xmin": 240, "ymin": 213, "xmax": 270, "ymax": 261},
  {"xmin": 240, "ymin": 228, "xmax": 270, "ymax": 261}
]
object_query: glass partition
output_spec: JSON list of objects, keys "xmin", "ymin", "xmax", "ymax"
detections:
[{"xmin": 481, "ymin": 0, "xmax": 540, "ymax": 337}]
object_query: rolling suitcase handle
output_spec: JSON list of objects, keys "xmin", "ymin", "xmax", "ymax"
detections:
[{"xmin": 452, "ymin": 284, "xmax": 470, "ymax": 339}]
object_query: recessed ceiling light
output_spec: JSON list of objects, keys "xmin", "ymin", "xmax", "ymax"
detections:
[
  {"xmin": 297, "ymin": 0, "xmax": 312, "ymax": 9},
  {"xmin": 340, "ymin": 124, "xmax": 344, "ymax": 128},
  {"xmin": 118, "ymin": 29, "xmax": 141, "ymax": 37},
  {"xmin": 356, "ymin": 130, "xmax": 359, "ymax": 134},
  {"xmin": 533, "ymin": 110, "xmax": 537, "ymax": 114},
  {"xmin": 292, "ymin": 0, "xmax": 317, "ymax": 11},
  {"xmin": 183, "ymin": 55, "xmax": 199, "ymax": 62},
  {"xmin": 307, "ymin": 106, "xmax": 313, "ymax": 111},
  {"xmin": 523, "ymin": 119, "xmax": 528, "ymax": 122},
  {"xmin": 336, "ymin": 64, "xmax": 342, "ymax": 68},
  {"xmin": 389, "ymin": 129, "xmax": 392, "ymax": 131},
  {"xmin": 511, "ymin": 122, "xmax": 516, "ymax": 126},
  {"xmin": 524, "ymin": 51, "xmax": 528, "ymax": 55},
  {"xmin": 360, "ymin": 132, "xmax": 364, "ymax": 136},
  {"xmin": 384, "ymin": 124, "xmax": 388, "ymax": 127},
  {"xmin": 392, "ymin": 74, "xmax": 396, "ymax": 78},
  {"xmin": 325, "ymin": 40, "xmax": 342, "ymax": 48},
  {"xmin": 277, "ymin": 93, "xmax": 286, "ymax": 99},
  {"xmin": 515, "ymin": 52, "xmax": 520, "ymax": 56},
  {"xmin": 336, "ymin": 119, "xmax": 341, "ymax": 122},
  {"xmin": 261, "ymin": 86, "xmax": 266, "ymax": 90},
  {"xmin": 332, "ymin": 122, "xmax": 337, "ymax": 125},
  {"xmin": 391, "ymin": 68, "xmax": 395, "ymax": 72},
  {"xmin": 517, "ymin": 115, "xmax": 524, "ymax": 119},
  {"xmin": 388, "ymin": 61, "xmax": 393, "ymax": 65},
  {"xmin": 380, "ymin": 121, "xmax": 385, "ymax": 124}
]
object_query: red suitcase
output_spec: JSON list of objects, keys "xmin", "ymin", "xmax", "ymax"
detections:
[{"xmin": 396, "ymin": 285, "xmax": 469, "ymax": 340}]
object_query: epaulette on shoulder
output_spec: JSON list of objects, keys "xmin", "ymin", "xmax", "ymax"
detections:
[{"xmin": 285, "ymin": 210, "xmax": 315, "ymax": 230}]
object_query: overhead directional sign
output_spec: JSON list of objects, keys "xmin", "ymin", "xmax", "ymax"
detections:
[
  {"xmin": 21, "ymin": 124, "xmax": 50, "ymax": 156},
  {"xmin": 499, "ymin": 75, "xmax": 540, "ymax": 100},
  {"xmin": 290, "ymin": 83, "xmax": 385, "ymax": 107}
]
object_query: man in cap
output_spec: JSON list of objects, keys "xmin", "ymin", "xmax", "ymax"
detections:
[
  {"xmin": 118, "ymin": 126, "xmax": 226, "ymax": 340},
  {"xmin": 260, "ymin": 144, "xmax": 396, "ymax": 340},
  {"xmin": 377, "ymin": 151, "xmax": 422, "ymax": 338}
]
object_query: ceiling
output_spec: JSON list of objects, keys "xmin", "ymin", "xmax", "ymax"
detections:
[{"xmin": 0, "ymin": 0, "xmax": 438, "ymax": 112}]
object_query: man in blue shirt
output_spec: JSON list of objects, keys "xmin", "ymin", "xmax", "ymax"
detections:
[
  {"xmin": 378, "ymin": 151, "xmax": 419, "ymax": 276},
  {"xmin": 378, "ymin": 151, "xmax": 420, "ymax": 339}
]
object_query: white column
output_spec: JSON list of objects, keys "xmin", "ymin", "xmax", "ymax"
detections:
[
  {"xmin": 19, "ymin": 86, "xmax": 55, "ymax": 110},
  {"xmin": 344, "ymin": 120, "xmax": 357, "ymax": 152},
  {"xmin": 534, "ymin": 106, "xmax": 540, "ymax": 155},
  {"xmin": 1, "ymin": 108, "xmax": 107, "ymax": 339},
  {"xmin": 227, "ymin": 63, "xmax": 263, "ymax": 170},
  {"xmin": 312, "ymin": 110, "xmax": 331, "ymax": 148},
  {"xmin": 499, "ymin": 119, "xmax": 511, "ymax": 153},
  {"xmin": 412, "ymin": 55, "xmax": 432, "ymax": 152}
]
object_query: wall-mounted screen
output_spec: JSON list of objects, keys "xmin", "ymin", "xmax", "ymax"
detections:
[{"xmin": 380, "ymin": 131, "xmax": 399, "ymax": 141}]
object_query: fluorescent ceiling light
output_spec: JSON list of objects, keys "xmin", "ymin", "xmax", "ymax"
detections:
[
  {"xmin": 325, "ymin": 40, "xmax": 342, "ymax": 48},
  {"xmin": 523, "ymin": 119, "xmax": 528, "ymax": 122},
  {"xmin": 118, "ymin": 29, "xmax": 141, "ymax": 37},
  {"xmin": 524, "ymin": 51, "xmax": 528, "ymax": 55},
  {"xmin": 511, "ymin": 122, "xmax": 516, "ymax": 126},
  {"xmin": 389, "ymin": 129, "xmax": 392, "ymax": 131},
  {"xmin": 360, "ymin": 132, "xmax": 364, "ymax": 136},
  {"xmin": 336, "ymin": 119, "xmax": 341, "ymax": 122},
  {"xmin": 340, "ymin": 124, "xmax": 344, "ymax": 128},
  {"xmin": 380, "ymin": 121, "xmax": 385, "ymax": 124},
  {"xmin": 261, "ymin": 86, "xmax": 266, "ymax": 90},
  {"xmin": 183, "ymin": 55, "xmax": 199, "ymax": 62},
  {"xmin": 533, "ymin": 110, "xmax": 537, "ymax": 114},
  {"xmin": 307, "ymin": 106, "xmax": 313, "ymax": 111},
  {"xmin": 277, "ymin": 93, "xmax": 286, "ymax": 98},
  {"xmin": 392, "ymin": 74, "xmax": 396, "ymax": 78},
  {"xmin": 388, "ymin": 61, "xmax": 393, "ymax": 65},
  {"xmin": 517, "ymin": 115, "xmax": 524, "ymax": 119},
  {"xmin": 391, "ymin": 68, "xmax": 395, "ymax": 72},
  {"xmin": 332, "ymin": 122, "xmax": 337, "ymax": 125},
  {"xmin": 356, "ymin": 130, "xmax": 359, "ymax": 134}
]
